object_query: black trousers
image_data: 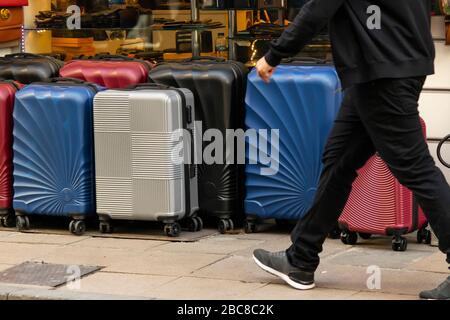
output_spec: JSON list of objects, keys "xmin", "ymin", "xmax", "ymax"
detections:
[{"xmin": 287, "ymin": 77, "xmax": 450, "ymax": 272}]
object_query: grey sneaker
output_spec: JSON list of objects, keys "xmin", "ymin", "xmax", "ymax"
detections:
[
  {"xmin": 419, "ymin": 276, "xmax": 450, "ymax": 300},
  {"xmin": 253, "ymin": 249, "xmax": 315, "ymax": 290}
]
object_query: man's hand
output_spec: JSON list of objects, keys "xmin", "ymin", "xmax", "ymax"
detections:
[{"xmin": 256, "ymin": 57, "xmax": 276, "ymax": 83}]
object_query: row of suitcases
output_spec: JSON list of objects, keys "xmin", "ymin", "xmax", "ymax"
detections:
[{"xmin": 0, "ymin": 53, "xmax": 431, "ymax": 250}]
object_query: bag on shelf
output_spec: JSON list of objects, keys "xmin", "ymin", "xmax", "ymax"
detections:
[
  {"xmin": 339, "ymin": 118, "xmax": 430, "ymax": 252},
  {"xmin": 12, "ymin": 78, "xmax": 102, "ymax": 235},
  {"xmin": 244, "ymin": 57, "xmax": 342, "ymax": 232},
  {"xmin": 60, "ymin": 54, "xmax": 152, "ymax": 88},
  {"xmin": 0, "ymin": 53, "xmax": 64, "ymax": 84},
  {"xmin": 93, "ymin": 83, "xmax": 200, "ymax": 237},
  {"xmin": 0, "ymin": 7, "xmax": 24, "ymax": 43}
]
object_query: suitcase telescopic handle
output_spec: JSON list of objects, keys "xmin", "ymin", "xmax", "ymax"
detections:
[
  {"xmin": 127, "ymin": 83, "xmax": 172, "ymax": 90},
  {"xmin": 437, "ymin": 134, "xmax": 450, "ymax": 169},
  {"xmin": 281, "ymin": 56, "xmax": 330, "ymax": 65},
  {"xmin": 183, "ymin": 56, "xmax": 226, "ymax": 63}
]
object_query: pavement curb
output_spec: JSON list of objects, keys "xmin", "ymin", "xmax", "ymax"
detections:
[{"xmin": 0, "ymin": 284, "xmax": 154, "ymax": 300}]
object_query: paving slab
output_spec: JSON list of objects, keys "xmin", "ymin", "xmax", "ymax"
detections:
[
  {"xmin": 68, "ymin": 272, "xmax": 176, "ymax": 298},
  {"xmin": 39, "ymin": 245, "xmax": 136, "ymax": 267},
  {"xmin": 0, "ymin": 232, "xmax": 88, "ymax": 245},
  {"xmin": 150, "ymin": 276, "xmax": 265, "ymax": 300},
  {"xmin": 0, "ymin": 242, "xmax": 59, "ymax": 265},
  {"xmin": 192, "ymin": 255, "xmax": 270, "ymax": 283},
  {"xmin": 346, "ymin": 291, "xmax": 417, "ymax": 300},
  {"xmin": 0, "ymin": 231, "xmax": 17, "ymax": 238},
  {"xmin": 0, "ymin": 284, "xmax": 25, "ymax": 300},
  {"xmin": 315, "ymin": 264, "xmax": 445, "ymax": 296},
  {"xmin": 326, "ymin": 246, "xmax": 435, "ymax": 269},
  {"xmin": 405, "ymin": 251, "xmax": 450, "ymax": 274},
  {"xmin": 72, "ymin": 237, "xmax": 167, "ymax": 251},
  {"xmin": 105, "ymin": 250, "xmax": 227, "ymax": 277},
  {"xmin": 157, "ymin": 236, "xmax": 265, "ymax": 255},
  {"xmin": 241, "ymin": 283, "xmax": 358, "ymax": 300}
]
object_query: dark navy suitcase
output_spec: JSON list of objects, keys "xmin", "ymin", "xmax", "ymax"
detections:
[
  {"xmin": 244, "ymin": 59, "xmax": 342, "ymax": 232},
  {"xmin": 12, "ymin": 78, "xmax": 102, "ymax": 235}
]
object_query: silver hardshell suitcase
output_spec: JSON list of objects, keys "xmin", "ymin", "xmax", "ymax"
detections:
[{"xmin": 93, "ymin": 83, "xmax": 200, "ymax": 237}]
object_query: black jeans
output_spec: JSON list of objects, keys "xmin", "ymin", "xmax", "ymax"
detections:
[{"xmin": 287, "ymin": 77, "xmax": 450, "ymax": 272}]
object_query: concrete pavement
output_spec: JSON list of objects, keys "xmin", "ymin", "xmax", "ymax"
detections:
[{"xmin": 0, "ymin": 226, "xmax": 447, "ymax": 300}]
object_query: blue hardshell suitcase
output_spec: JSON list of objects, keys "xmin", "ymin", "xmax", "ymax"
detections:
[
  {"xmin": 12, "ymin": 78, "xmax": 102, "ymax": 235},
  {"xmin": 244, "ymin": 59, "xmax": 342, "ymax": 232}
]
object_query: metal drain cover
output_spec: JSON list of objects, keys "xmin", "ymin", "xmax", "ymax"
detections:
[{"xmin": 0, "ymin": 262, "xmax": 101, "ymax": 287}]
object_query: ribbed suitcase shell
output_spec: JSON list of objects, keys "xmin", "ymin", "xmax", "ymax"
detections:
[
  {"xmin": 93, "ymin": 88, "xmax": 198, "ymax": 223},
  {"xmin": 60, "ymin": 59, "xmax": 151, "ymax": 89},
  {"xmin": 13, "ymin": 82, "xmax": 99, "ymax": 217},
  {"xmin": 0, "ymin": 54, "xmax": 64, "ymax": 84},
  {"xmin": 149, "ymin": 60, "xmax": 248, "ymax": 224},
  {"xmin": 339, "ymin": 119, "xmax": 428, "ymax": 235},
  {"xmin": 245, "ymin": 65, "xmax": 342, "ymax": 221},
  {"xmin": 0, "ymin": 81, "xmax": 18, "ymax": 216}
]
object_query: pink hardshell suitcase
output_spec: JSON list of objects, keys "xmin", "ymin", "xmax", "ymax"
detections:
[{"xmin": 338, "ymin": 118, "xmax": 430, "ymax": 251}]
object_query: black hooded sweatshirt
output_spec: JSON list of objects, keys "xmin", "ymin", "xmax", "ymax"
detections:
[{"xmin": 265, "ymin": 0, "xmax": 435, "ymax": 88}]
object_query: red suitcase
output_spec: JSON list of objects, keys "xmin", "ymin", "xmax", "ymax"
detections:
[
  {"xmin": 0, "ymin": 80, "xmax": 21, "ymax": 227},
  {"xmin": 59, "ymin": 55, "xmax": 152, "ymax": 89},
  {"xmin": 339, "ymin": 118, "xmax": 430, "ymax": 251}
]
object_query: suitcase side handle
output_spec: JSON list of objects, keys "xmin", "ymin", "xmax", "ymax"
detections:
[
  {"xmin": 93, "ymin": 54, "xmax": 142, "ymax": 62},
  {"xmin": 183, "ymin": 56, "xmax": 226, "ymax": 63},
  {"xmin": 281, "ymin": 56, "xmax": 330, "ymax": 65},
  {"xmin": 127, "ymin": 83, "xmax": 172, "ymax": 90},
  {"xmin": 437, "ymin": 134, "xmax": 450, "ymax": 169},
  {"xmin": 5, "ymin": 53, "xmax": 45, "ymax": 59}
]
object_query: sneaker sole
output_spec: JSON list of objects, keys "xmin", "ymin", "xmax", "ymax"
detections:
[{"xmin": 253, "ymin": 255, "xmax": 315, "ymax": 290}]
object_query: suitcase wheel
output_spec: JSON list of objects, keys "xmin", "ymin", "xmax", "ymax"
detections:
[
  {"xmin": 244, "ymin": 220, "xmax": 257, "ymax": 234},
  {"xmin": 186, "ymin": 216, "xmax": 203, "ymax": 232},
  {"xmin": 218, "ymin": 219, "xmax": 234, "ymax": 234},
  {"xmin": 16, "ymin": 215, "xmax": 30, "ymax": 232},
  {"xmin": 164, "ymin": 222, "xmax": 181, "ymax": 237},
  {"xmin": 99, "ymin": 221, "xmax": 113, "ymax": 234},
  {"xmin": 392, "ymin": 237, "xmax": 408, "ymax": 252},
  {"xmin": 340, "ymin": 231, "xmax": 358, "ymax": 245},
  {"xmin": 416, "ymin": 227, "xmax": 432, "ymax": 245},
  {"xmin": 69, "ymin": 220, "xmax": 86, "ymax": 236},
  {"xmin": 0, "ymin": 213, "xmax": 15, "ymax": 228}
]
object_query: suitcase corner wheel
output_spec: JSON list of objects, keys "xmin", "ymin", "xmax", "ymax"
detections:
[
  {"xmin": 164, "ymin": 222, "xmax": 182, "ymax": 238},
  {"xmin": 218, "ymin": 218, "xmax": 235, "ymax": 234},
  {"xmin": 14, "ymin": 212, "xmax": 30, "ymax": 232},
  {"xmin": 416, "ymin": 225, "xmax": 432, "ymax": 245},
  {"xmin": 340, "ymin": 230, "xmax": 373, "ymax": 246},
  {"xmin": 0, "ymin": 209, "xmax": 15, "ymax": 228},
  {"xmin": 244, "ymin": 219, "xmax": 257, "ymax": 234},
  {"xmin": 68, "ymin": 218, "xmax": 87, "ymax": 236},
  {"xmin": 183, "ymin": 216, "xmax": 204, "ymax": 233}
]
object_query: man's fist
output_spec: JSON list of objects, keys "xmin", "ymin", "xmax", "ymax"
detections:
[{"xmin": 256, "ymin": 57, "xmax": 276, "ymax": 83}]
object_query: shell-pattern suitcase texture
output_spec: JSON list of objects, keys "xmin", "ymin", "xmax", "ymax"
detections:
[
  {"xmin": 13, "ymin": 78, "xmax": 102, "ymax": 235},
  {"xmin": 339, "ymin": 118, "xmax": 429, "ymax": 252},
  {"xmin": 60, "ymin": 55, "xmax": 152, "ymax": 89},
  {"xmin": 0, "ymin": 80, "xmax": 21, "ymax": 228},
  {"xmin": 0, "ymin": 53, "xmax": 64, "ymax": 84},
  {"xmin": 244, "ymin": 60, "xmax": 342, "ymax": 233},
  {"xmin": 149, "ymin": 58, "xmax": 248, "ymax": 234},
  {"xmin": 93, "ymin": 83, "xmax": 200, "ymax": 237}
]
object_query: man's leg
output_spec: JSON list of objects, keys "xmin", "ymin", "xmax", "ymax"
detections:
[
  {"xmin": 253, "ymin": 87, "xmax": 376, "ymax": 288},
  {"xmin": 286, "ymin": 87, "xmax": 376, "ymax": 272},
  {"xmin": 353, "ymin": 77, "xmax": 450, "ymax": 299}
]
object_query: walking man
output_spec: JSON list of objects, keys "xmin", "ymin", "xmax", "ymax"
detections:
[{"xmin": 253, "ymin": 0, "xmax": 450, "ymax": 300}]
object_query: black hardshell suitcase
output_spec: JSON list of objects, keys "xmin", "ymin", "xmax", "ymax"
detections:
[
  {"xmin": 149, "ymin": 57, "xmax": 248, "ymax": 233},
  {"xmin": 0, "ymin": 53, "xmax": 64, "ymax": 84}
]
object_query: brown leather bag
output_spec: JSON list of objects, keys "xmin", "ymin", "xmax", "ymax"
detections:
[{"xmin": 0, "ymin": 7, "xmax": 24, "ymax": 43}]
